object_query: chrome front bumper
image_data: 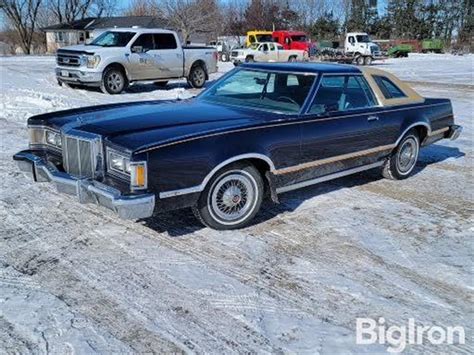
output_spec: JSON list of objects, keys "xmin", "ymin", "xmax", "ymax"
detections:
[
  {"xmin": 447, "ymin": 125, "xmax": 462, "ymax": 141},
  {"xmin": 13, "ymin": 151, "xmax": 155, "ymax": 219},
  {"xmin": 55, "ymin": 67, "xmax": 102, "ymax": 85}
]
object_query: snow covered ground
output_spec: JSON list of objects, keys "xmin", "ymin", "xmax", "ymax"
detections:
[{"xmin": 0, "ymin": 54, "xmax": 472, "ymax": 354}]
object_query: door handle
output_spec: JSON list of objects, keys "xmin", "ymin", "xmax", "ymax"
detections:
[{"xmin": 367, "ymin": 115, "xmax": 379, "ymax": 122}]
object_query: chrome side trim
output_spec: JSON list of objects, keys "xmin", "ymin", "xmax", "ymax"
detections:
[
  {"xmin": 274, "ymin": 144, "xmax": 395, "ymax": 175},
  {"xmin": 429, "ymin": 127, "xmax": 449, "ymax": 136},
  {"xmin": 395, "ymin": 122, "xmax": 431, "ymax": 146},
  {"xmin": 159, "ymin": 153, "xmax": 275, "ymax": 199},
  {"xmin": 276, "ymin": 161, "xmax": 384, "ymax": 194},
  {"xmin": 136, "ymin": 103, "xmax": 448, "ymax": 154}
]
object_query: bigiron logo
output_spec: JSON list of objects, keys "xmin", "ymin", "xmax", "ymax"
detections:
[{"xmin": 356, "ymin": 317, "xmax": 465, "ymax": 353}]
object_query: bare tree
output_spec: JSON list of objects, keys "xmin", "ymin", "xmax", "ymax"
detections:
[
  {"xmin": 156, "ymin": 0, "xmax": 220, "ymax": 43},
  {"xmin": 124, "ymin": 0, "xmax": 160, "ymax": 16},
  {"xmin": 1, "ymin": 0, "xmax": 44, "ymax": 53},
  {"xmin": 48, "ymin": 0, "xmax": 94, "ymax": 23}
]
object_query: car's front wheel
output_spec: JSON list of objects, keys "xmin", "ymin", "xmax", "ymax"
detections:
[
  {"xmin": 382, "ymin": 130, "xmax": 420, "ymax": 180},
  {"xmin": 193, "ymin": 163, "xmax": 264, "ymax": 230},
  {"xmin": 101, "ymin": 67, "xmax": 127, "ymax": 94}
]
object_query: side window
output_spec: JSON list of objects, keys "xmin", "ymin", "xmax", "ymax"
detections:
[
  {"xmin": 269, "ymin": 43, "xmax": 275, "ymax": 51},
  {"xmin": 153, "ymin": 33, "xmax": 177, "ymax": 49},
  {"xmin": 309, "ymin": 75, "xmax": 374, "ymax": 114},
  {"xmin": 373, "ymin": 75, "xmax": 406, "ymax": 99},
  {"xmin": 132, "ymin": 34, "xmax": 154, "ymax": 51},
  {"xmin": 348, "ymin": 36, "xmax": 355, "ymax": 44},
  {"xmin": 262, "ymin": 43, "xmax": 269, "ymax": 51}
]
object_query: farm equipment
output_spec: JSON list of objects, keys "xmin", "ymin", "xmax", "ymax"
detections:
[
  {"xmin": 388, "ymin": 44, "xmax": 412, "ymax": 57},
  {"xmin": 422, "ymin": 39, "xmax": 444, "ymax": 53}
]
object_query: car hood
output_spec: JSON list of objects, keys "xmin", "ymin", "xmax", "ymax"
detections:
[
  {"xmin": 57, "ymin": 44, "xmax": 112, "ymax": 54},
  {"xmin": 28, "ymin": 99, "xmax": 272, "ymax": 153}
]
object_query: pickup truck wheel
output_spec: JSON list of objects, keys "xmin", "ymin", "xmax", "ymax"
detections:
[
  {"xmin": 101, "ymin": 67, "xmax": 127, "ymax": 94},
  {"xmin": 188, "ymin": 65, "xmax": 206, "ymax": 88},
  {"xmin": 288, "ymin": 56, "xmax": 297, "ymax": 62},
  {"xmin": 193, "ymin": 163, "xmax": 263, "ymax": 230},
  {"xmin": 382, "ymin": 131, "xmax": 420, "ymax": 180},
  {"xmin": 245, "ymin": 56, "xmax": 254, "ymax": 63}
]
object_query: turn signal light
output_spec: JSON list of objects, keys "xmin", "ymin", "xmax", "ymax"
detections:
[{"xmin": 130, "ymin": 162, "xmax": 147, "ymax": 190}]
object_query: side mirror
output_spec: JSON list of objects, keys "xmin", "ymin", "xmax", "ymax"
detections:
[{"xmin": 131, "ymin": 46, "xmax": 144, "ymax": 53}]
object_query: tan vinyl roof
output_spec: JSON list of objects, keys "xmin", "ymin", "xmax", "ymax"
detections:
[{"xmin": 360, "ymin": 67, "xmax": 425, "ymax": 107}]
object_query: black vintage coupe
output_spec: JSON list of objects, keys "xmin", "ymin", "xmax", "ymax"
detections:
[{"xmin": 14, "ymin": 63, "xmax": 462, "ymax": 229}]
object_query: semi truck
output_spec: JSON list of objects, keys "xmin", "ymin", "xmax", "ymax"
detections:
[{"xmin": 318, "ymin": 32, "xmax": 385, "ymax": 65}]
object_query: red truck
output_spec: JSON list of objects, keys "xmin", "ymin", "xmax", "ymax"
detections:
[{"xmin": 272, "ymin": 30, "xmax": 315, "ymax": 56}]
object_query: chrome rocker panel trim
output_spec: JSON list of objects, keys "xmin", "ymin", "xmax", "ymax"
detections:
[{"xmin": 14, "ymin": 151, "xmax": 155, "ymax": 219}]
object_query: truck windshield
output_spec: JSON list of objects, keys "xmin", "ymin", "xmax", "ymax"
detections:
[
  {"xmin": 356, "ymin": 35, "xmax": 371, "ymax": 43},
  {"xmin": 291, "ymin": 35, "xmax": 307, "ymax": 42},
  {"xmin": 89, "ymin": 31, "xmax": 136, "ymax": 47},
  {"xmin": 256, "ymin": 34, "xmax": 273, "ymax": 42},
  {"xmin": 200, "ymin": 69, "xmax": 316, "ymax": 114}
]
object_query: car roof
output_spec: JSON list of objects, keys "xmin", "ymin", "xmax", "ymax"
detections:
[
  {"xmin": 102, "ymin": 27, "xmax": 175, "ymax": 34},
  {"xmin": 239, "ymin": 62, "xmax": 361, "ymax": 74}
]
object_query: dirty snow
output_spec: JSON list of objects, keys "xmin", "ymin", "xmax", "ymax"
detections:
[{"xmin": 0, "ymin": 54, "xmax": 472, "ymax": 354}]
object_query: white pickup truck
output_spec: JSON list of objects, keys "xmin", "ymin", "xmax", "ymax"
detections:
[
  {"xmin": 230, "ymin": 42, "xmax": 306, "ymax": 65},
  {"xmin": 55, "ymin": 28, "xmax": 218, "ymax": 94}
]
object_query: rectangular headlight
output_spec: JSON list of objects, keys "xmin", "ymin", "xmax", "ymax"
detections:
[{"xmin": 28, "ymin": 126, "xmax": 61, "ymax": 149}]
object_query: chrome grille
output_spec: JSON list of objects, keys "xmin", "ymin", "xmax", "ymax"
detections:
[
  {"xmin": 63, "ymin": 135, "xmax": 96, "ymax": 178},
  {"xmin": 57, "ymin": 53, "xmax": 81, "ymax": 67}
]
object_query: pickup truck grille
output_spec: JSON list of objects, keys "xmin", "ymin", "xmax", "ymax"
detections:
[
  {"xmin": 57, "ymin": 53, "xmax": 81, "ymax": 67},
  {"xmin": 231, "ymin": 51, "xmax": 239, "ymax": 57},
  {"xmin": 63, "ymin": 135, "xmax": 97, "ymax": 178}
]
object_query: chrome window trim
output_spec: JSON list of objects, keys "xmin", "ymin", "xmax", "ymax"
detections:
[
  {"xmin": 303, "ymin": 73, "xmax": 382, "ymax": 116},
  {"xmin": 198, "ymin": 66, "xmax": 319, "ymax": 116}
]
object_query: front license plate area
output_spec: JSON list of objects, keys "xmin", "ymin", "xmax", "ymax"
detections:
[{"xmin": 61, "ymin": 70, "xmax": 69, "ymax": 77}]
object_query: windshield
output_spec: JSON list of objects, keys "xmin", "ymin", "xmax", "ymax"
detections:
[
  {"xmin": 200, "ymin": 69, "xmax": 316, "ymax": 114},
  {"xmin": 291, "ymin": 35, "xmax": 307, "ymax": 42},
  {"xmin": 89, "ymin": 31, "xmax": 136, "ymax": 47},
  {"xmin": 256, "ymin": 34, "xmax": 273, "ymax": 42},
  {"xmin": 356, "ymin": 35, "xmax": 371, "ymax": 43}
]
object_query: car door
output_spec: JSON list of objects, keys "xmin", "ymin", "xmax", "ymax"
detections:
[
  {"xmin": 148, "ymin": 33, "xmax": 183, "ymax": 79},
  {"xmin": 298, "ymin": 74, "xmax": 387, "ymax": 180},
  {"xmin": 258, "ymin": 43, "xmax": 271, "ymax": 62},
  {"xmin": 128, "ymin": 33, "xmax": 155, "ymax": 80}
]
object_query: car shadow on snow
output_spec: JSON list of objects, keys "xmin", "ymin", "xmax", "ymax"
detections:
[{"xmin": 141, "ymin": 144, "xmax": 464, "ymax": 237}]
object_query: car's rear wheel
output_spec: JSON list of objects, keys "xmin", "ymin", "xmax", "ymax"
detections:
[
  {"xmin": 193, "ymin": 162, "xmax": 264, "ymax": 230},
  {"xmin": 101, "ymin": 67, "xmax": 127, "ymax": 94},
  {"xmin": 188, "ymin": 64, "xmax": 206, "ymax": 88},
  {"xmin": 382, "ymin": 130, "xmax": 420, "ymax": 180}
]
